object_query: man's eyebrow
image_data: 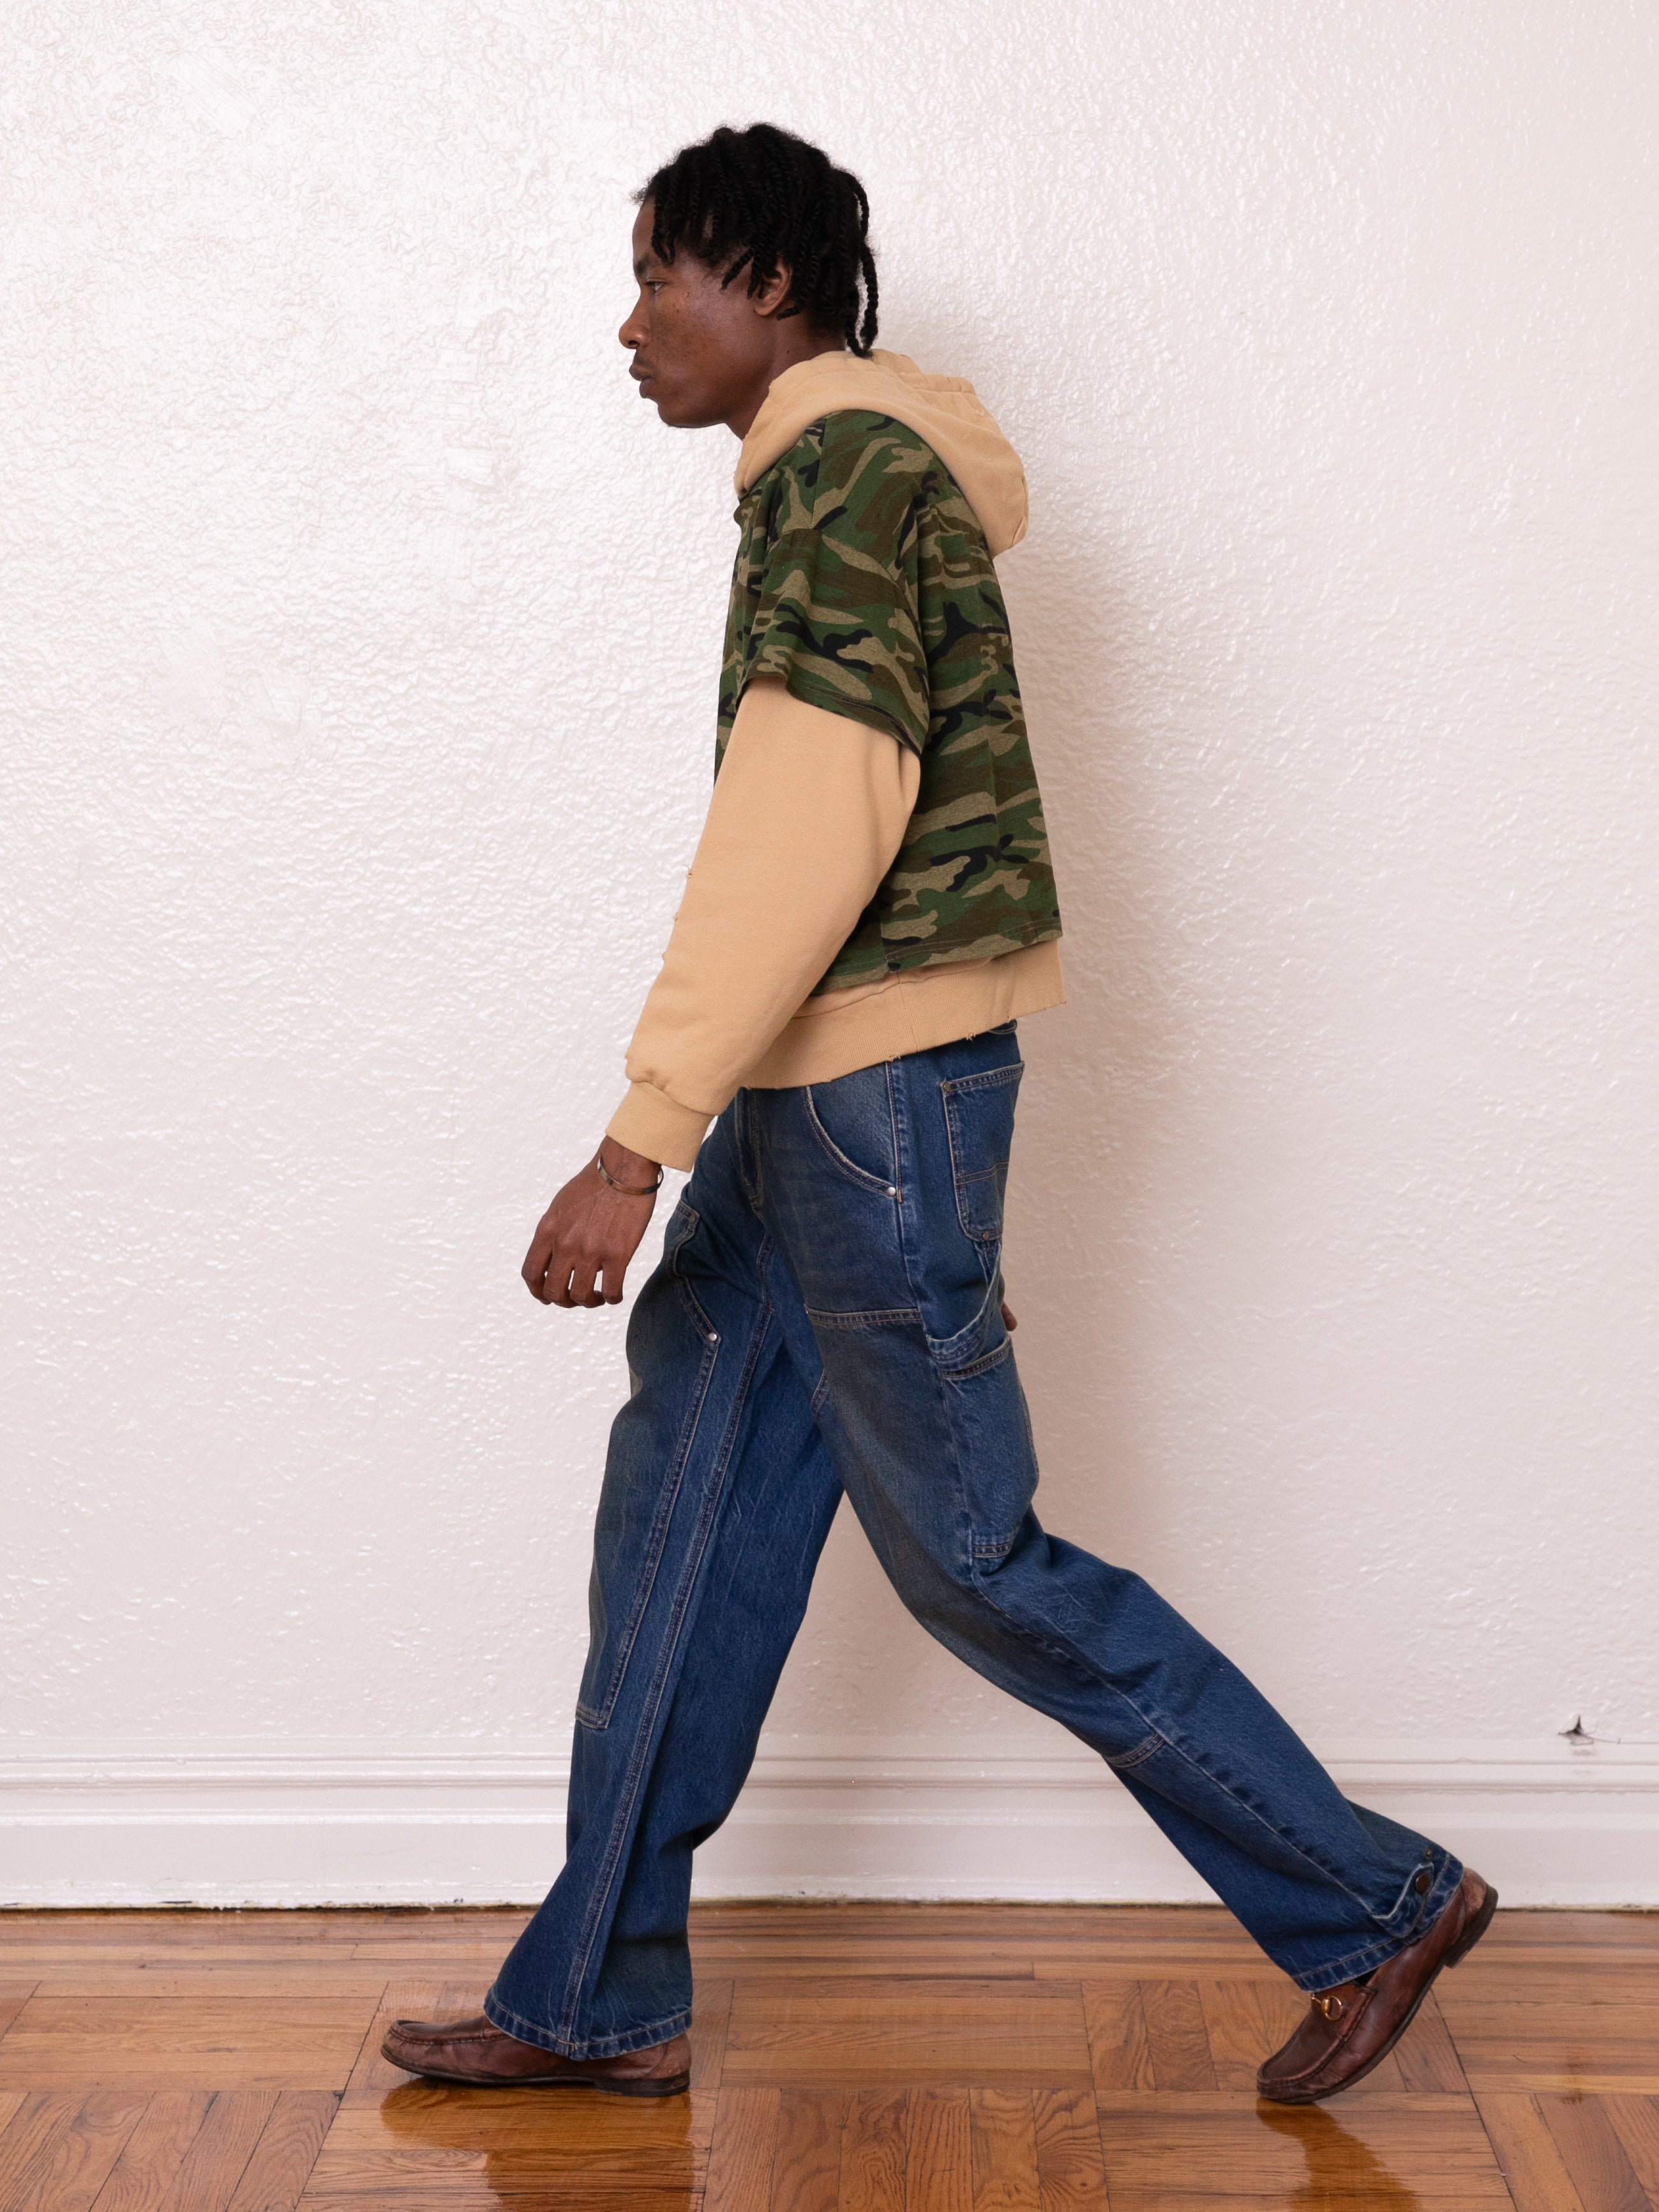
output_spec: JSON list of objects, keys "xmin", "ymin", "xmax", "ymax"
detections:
[{"xmin": 632, "ymin": 254, "xmax": 655, "ymax": 280}]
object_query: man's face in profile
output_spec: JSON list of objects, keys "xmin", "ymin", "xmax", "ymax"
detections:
[{"xmin": 619, "ymin": 199, "xmax": 786, "ymax": 430}]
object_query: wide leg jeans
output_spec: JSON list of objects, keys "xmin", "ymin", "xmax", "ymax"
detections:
[{"xmin": 485, "ymin": 1024, "xmax": 1462, "ymax": 2058}]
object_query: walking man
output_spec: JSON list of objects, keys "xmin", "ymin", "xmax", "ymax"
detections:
[{"xmin": 384, "ymin": 122, "xmax": 1495, "ymax": 2107}]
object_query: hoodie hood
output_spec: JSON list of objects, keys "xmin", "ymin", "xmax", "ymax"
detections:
[{"xmin": 735, "ymin": 349, "xmax": 1028, "ymax": 558}]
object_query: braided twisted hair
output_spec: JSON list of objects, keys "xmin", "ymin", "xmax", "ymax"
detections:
[{"xmin": 638, "ymin": 123, "xmax": 879, "ymax": 357}]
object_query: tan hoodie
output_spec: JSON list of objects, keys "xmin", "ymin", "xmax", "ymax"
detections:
[
  {"xmin": 736, "ymin": 349, "xmax": 1030, "ymax": 555},
  {"xmin": 606, "ymin": 352, "xmax": 1063, "ymax": 1173}
]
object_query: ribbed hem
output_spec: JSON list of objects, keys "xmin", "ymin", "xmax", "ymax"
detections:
[
  {"xmin": 605, "ymin": 1081, "xmax": 712, "ymax": 1173},
  {"xmin": 742, "ymin": 937, "xmax": 1065, "ymax": 1091}
]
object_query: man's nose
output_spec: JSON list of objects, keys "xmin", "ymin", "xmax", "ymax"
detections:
[{"xmin": 619, "ymin": 304, "xmax": 645, "ymax": 350}]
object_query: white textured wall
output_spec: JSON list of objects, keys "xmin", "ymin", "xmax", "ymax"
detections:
[{"xmin": 5, "ymin": 0, "xmax": 1657, "ymax": 1904}]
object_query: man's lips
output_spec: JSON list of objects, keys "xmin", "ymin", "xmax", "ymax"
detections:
[{"xmin": 631, "ymin": 365, "xmax": 657, "ymax": 395}]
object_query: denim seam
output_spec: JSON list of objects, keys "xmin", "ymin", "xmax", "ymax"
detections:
[
  {"xmin": 574, "ymin": 1323, "xmax": 719, "ymax": 1733},
  {"xmin": 557, "ymin": 1284, "xmax": 776, "ymax": 2047},
  {"xmin": 965, "ymin": 1565, "xmax": 1418, "ymax": 1949},
  {"xmin": 947, "ymin": 1337, "xmax": 1016, "ymax": 1385},
  {"xmin": 804, "ymin": 1081, "xmax": 900, "ymax": 1194},
  {"xmin": 734, "ymin": 1089, "xmax": 764, "ymax": 1213},
  {"xmin": 1118, "ymin": 1718, "xmax": 1390, "ymax": 1929},
  {"xmin": 941, "ymin": 1060, "xmax": 1021, "ymax": 1245},
  {"xmin": 928, "ymin": 1267, "xmax": 1005, "ymax": 1367},
  {"xmin": 1118, "ymin": 1717, "xmax": 1441, "ymax": 1948},
  {"xmin": 886, "ymin": 1064, "xmax": 979, "ymax": 1574},
  {"xmin": 483, "ymin": 1989, "xmax": 690, "ymax": 2062},
  {"xmin": 806, "ymin": 1305, "xmax": 922, "ymax": 1329}
]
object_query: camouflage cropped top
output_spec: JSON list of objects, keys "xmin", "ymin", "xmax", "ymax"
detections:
[{"xmin": 718, "ymin": 410, "xmax": 1062, "ymax": 997}]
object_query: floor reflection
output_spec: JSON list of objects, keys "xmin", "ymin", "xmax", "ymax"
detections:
[
  {"xmin": 376, "ymin": 2079, "xmax": 698, "ymax": 2209},
  {"xmin": 1256, "ymin": 2100, "xmax": 1422, "ymax": 2209}
]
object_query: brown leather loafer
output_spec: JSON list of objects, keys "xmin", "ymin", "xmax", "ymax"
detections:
[
  {"xmin": 1257, "ymin": 1868, "xmax": 1498, "ymax": 2104},
  {"xmin": 380, "ymin": 2012, "xmax": 691, "ymax": 2096}
]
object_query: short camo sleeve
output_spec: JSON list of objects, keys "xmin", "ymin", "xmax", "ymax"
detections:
[{"xmin": 737, "ymin": 413, "xmax": 931, "ymax": 756}]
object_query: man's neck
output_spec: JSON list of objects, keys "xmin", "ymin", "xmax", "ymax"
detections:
[{"xmin": 724, "ymin": 335, "xmax": 848, "ymax": 440}]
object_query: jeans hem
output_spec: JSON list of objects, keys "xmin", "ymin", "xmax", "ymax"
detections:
[
  {"xmin": 1293, "ymin": 1853, "xmax": 1466, "ymax": 1993},
  {"xmin": 483, "ymin": 1987, "xmax": 691, "ymax": 2061}
]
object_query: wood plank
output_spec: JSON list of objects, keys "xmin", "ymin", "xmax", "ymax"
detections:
[
  {"xmin": 1603, "ymin": 2096, "xmax": 1659, "ymax": 2201},
  {"xmin": 1031, "ymin": 2088, "xmax": 1108, "ymax": 2211},
  {"xmin": 0, "ymin": 2000, "xmax": 372, "ymax": 2092},
  {"xmin": 1194, "ymin": 1981, "xmax": 1273, "ymax": 2096},
  {"xmin": 703, "ymin": 2086, "xmax": 777, "ymax": 2212},
  {"xmin": 4, "ymin": 2092, "xmax": 147, "ymax": 2212},
  {"xmin": 337, "ymin": 1981, "xmax": 438, "ymax": 2109},
  {"xmin": 1473, "ymin": 2093, "xmax": 1591, "ymax": 2212},
  {"xmin": 1536, "ymin": 2093, "xmax": 1650, "ymax": 2212},
  {"xmin": 696, "ymin": 1957, "xmax": 1041, "ymax": 1984},
  {"xmin": 0, "ymin": 2093, "xmax": 68, "ymax": 2196},
  {"xmin": 1454, "ymin": 1964, "xmax": 1659, "ymax": 2007},
  {"xmin": 1037, "ymin": 1955, "xmax": 1304, "ymax": 1985},
  {"xmin": 1475, "ymin": 1913, "xmax": 1659, "ymax": 1952},
  {"xmin": 300, "ymin": 2141, "xmax": 698, "ymax": 2200},
  {"xmin": 905, "ymin": 2088, "xmax": 971, "ymax": 2212},
  {"xmin": 223, "ymin": 2090, "xmax": 338, "ymax": 2211},
  {"xmin": 968, "ymin": 2088, "xmax": 1037, "ymax": 2209},
  {"xmin": 87, "ymin": 2091, "xmax": 213, "ymax": 2211},
  {"xmin": 301, "ymin": 2189, "xmax": 694, "ymax": 2210},
  {"xmin": 691, "ymin": 1976, "xmax": 735, "ymax": 2096},
  {"xmin": 305, "ymin": 2087, "xmax": 698, "ymax": 2204},
  {"xmin": 0, "ymin": 1985, "xmax": 38, "ymax": 2039},
  {"xmin": 1392, "ymin": 1990, "xmax": 1469, "ymax": 2095},
  {"xmin": 839, "ymin": 2088, "xmax": 907, "ymax": 2211},
  {"xmin": 34, "ymin": 1972, "xmax": 397, "ymax": 2002},
  {"xmin": 163, "ymin": 2093, "xmax": 278, "ymax": 2212},
  {"xmin": 321, "ymin": 2095, "xmax": 700, "ymax": 2154},
  {"xmin": 1080, "ymin": 1982, "xmax": 1152, "ymax": 2092},
  {"xmin": 723, "ymin": 1981, "xmax": 1091, "ymax": 2090},
  {"xmin": 1436, "ymin": 1996, "xmax": 1659, "ymax": 2093},
  {"xmin": 1139, "ymin": 1982, "xmax": 1215, "ymax": 2092},
  {"xmin": 1096, "ymin": 2091, "xmax": 1512, "ymax": 2200},
  {"xmin": 770, "ymin": 2088, "xmax": 845, "ymax": 2212}
]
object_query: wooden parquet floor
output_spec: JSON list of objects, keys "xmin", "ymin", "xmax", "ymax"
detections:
[{"xmin": 0, "ymin": 1903, "xmax": 1655, "ymax": 2209}]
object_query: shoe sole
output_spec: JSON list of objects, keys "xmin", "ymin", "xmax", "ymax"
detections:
[
  {"xmin": 1257, "ymin": 1879, "xmax": 1499, "ymax": 2106},
  {"xmin": 382, "ymin": 2045, "xmax": 689, "ymax": 2096}
]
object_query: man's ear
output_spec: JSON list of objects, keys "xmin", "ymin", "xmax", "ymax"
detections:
[{"xmin": 751, "ymin": 259, "xmax": 797, "ymax": 320}]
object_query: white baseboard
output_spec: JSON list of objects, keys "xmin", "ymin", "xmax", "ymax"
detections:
[{"xmin": 2, "ymin": 1736, "xmax": 1654, "ymax": 1911}]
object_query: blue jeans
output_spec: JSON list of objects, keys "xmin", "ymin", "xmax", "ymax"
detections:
[{"xmin": 485, "ymin": 1025, "xmax": 1462, "ymax": 2058}]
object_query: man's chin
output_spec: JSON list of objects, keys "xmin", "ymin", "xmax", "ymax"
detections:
[{"xmin": 639, "ymin": 384, "xmax": 723, "ymax": 431}]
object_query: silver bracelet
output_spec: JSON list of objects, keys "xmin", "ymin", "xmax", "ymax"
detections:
[{"xmin": 594, "ymin": 1151, "xmax": 663, "ymax": 1197}]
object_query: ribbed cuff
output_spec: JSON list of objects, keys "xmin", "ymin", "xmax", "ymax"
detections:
[{"xmin": 606, "ymin": 1082, "xmax": 713, "ymax": 1173}]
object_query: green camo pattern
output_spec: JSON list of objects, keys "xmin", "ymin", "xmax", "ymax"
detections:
[{"xmin": 719, "ymin": 409, "xmax": 1061, "ymax": 995}]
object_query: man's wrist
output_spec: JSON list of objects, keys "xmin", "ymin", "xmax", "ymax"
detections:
[{"xmin": 597, "ymin": 1134, "xmax": 662, "ymax": 1187}]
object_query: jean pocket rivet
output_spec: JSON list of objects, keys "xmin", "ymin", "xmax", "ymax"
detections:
[
  {"xmin": 886, "ymin": 1185, "xmax": 898, "ymax": 1197},
  {"xmin": 707, "ymin": 1332, "xmax": 719, "ymax": 1344}
]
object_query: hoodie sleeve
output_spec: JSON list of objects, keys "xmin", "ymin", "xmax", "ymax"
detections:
[
  {"xmin": 735, "ymin": 412, "xmax": 932, "ymax": 756},
  {"xmin": 605, "ymin": 675, "xmax": 920, "ymax": 1170}
]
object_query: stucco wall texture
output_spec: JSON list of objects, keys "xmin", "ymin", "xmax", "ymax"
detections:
[{"xmin": 6, "ymin": 4, "xmax": 1656, "ymax": 1788}]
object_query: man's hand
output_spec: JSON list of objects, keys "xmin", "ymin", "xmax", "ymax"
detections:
[{"xmin": 522, "ymin": 1136, "xmax": 662, "ymax": 1308}]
